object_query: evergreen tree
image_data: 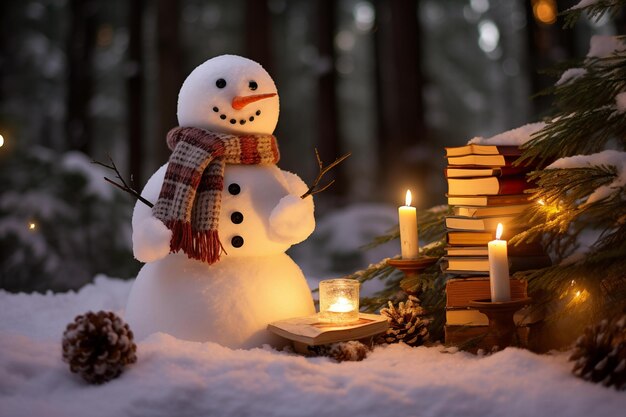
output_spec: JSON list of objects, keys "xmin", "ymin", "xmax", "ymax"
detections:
[{"xmin": 512, "ymin": 1, "xmax": 626, "ymax": 330}]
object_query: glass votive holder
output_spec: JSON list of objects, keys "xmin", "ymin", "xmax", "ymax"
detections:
[{"xmin": 318, "ymin": 279, "xmax": 360, "ymax": 324}]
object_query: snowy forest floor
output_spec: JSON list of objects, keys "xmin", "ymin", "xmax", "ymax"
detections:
[{"xmin": 1, "ymin": 276, "xmax": 625, "ymax": 417}]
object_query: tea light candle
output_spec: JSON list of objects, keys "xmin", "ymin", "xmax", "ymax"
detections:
[
  {"xmin": 488, "ymin": 223, "xmax": 511, "ymax": 302},
  {"xmin": 319, "ymin": 279, "xmax": 360, "ymax": 324},
  {"xmin": 399, "ymin": 190, "xmax": 419, "ymax": 259}
]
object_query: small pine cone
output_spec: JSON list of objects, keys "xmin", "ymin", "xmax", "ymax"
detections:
[
  {"xmin": 308, "ymin": 341, "xmax": 370, "ymax": 362},
  {"xmin": 62, "ymin": 311, "xmax": 137, "ymax": 384},
  {"xmin": 570, "ymin": 314, "xmax": 626, "ymax": 390},
  {"xmin": 378, "ymin": 295, "xmax": 430, "ymax": 347}
]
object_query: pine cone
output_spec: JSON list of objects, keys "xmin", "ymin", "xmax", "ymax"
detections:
[
  {"xmin": 308, "ymin": 341, "xmax": 370, "ymax": 362},
  {"xmin": 570, "ymin": 314, "xmax": 626, "ymax": 390},
  {"xmin": 62, "ymin": 311, "xmax": 137, "ymax": 384},
  {"xmin": 378, "ymin": 295, "xmax": 430, "ymax": 347}
]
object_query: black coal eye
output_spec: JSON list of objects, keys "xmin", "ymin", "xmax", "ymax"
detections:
[
  {"xmin": 216, "ymin": 78, "xmax": 227, "ymax": 88},
  {"xmin": 249, "ymin": 81, "xmax": 258, "ymax": 91}
]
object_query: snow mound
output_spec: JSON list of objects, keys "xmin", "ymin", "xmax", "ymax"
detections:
[{"xmin": 1, "ymin": 277, "xmax": 625, "ymax": 417}]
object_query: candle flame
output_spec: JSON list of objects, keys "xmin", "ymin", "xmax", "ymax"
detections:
[
  {"xmin": 0, "ymin": 134, "xmax": 4, "ymax": 147},
  {"xmin": 495, "ymin": 223, "xmax": 503, "ymax": 240},
  {"xmin": 405, "ymin": 190, "xmax": 412, "ymax": 206},
  {"xmin": 328, "ymin": 296, "xmax": 355, "ymax": 313}
]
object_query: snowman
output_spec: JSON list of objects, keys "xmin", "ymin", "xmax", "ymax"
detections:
[{"xmin": 125, "ymin": 55, "xmax": 316, "ymax": 348}]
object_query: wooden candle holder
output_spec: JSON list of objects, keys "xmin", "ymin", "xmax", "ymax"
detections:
[
  {"xmin": 469, "ymin": 297, "xmax": 532, "ymax": 349},
  {"xmin": 386, "ymin": 257, "xmax": 438, "ymax": 295}
]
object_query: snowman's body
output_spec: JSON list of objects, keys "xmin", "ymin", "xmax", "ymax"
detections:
[{"xmin": 125, "ymin": 55, "xmax": 316, "ymax": 348}]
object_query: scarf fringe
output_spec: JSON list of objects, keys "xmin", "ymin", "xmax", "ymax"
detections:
[{"xmin": 166, "ymin": 220, "xmax": 223, "ymax": 264}]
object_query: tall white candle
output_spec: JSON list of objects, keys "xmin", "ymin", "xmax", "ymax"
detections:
[
  {"xmin": 488, "ymin": 223, "xmax": 511, "ymax": 302},
  {"xmin": 399, "ymin": 190, "xmax": 419, "ymax": 259}
]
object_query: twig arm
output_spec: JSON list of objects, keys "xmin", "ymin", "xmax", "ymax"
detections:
[
  {"xmin": 93, "ymin": 157, "xmax": 154, "ymax": 208},
  {"xmin": 301, "ymin": 149, "xmax": 351, "ymax": 199}
]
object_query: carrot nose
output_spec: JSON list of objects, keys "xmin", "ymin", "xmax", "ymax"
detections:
[{"xmin": 231, "ymin": 93, "xmax": 276, "ymax": 110}]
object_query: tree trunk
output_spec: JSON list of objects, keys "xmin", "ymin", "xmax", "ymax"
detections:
[
  {"xmin": 66, "ymin": 0, "xmax": 97, "ymax": 154},
  {"xmin": 524, "ymin": 1, "xmax": 577, "ymax": 117},
  {"xmin": 244, "ymin": 0, "xmax": 273, "ymax": 73},
  {"xmin": 127, "ymin": 0, "xmax": 145, "ymax": 186},
  {"xmin": 374, "ymin": 0, "xmax": 425, "ymax": 199},
  {"xmin": 316, "ymin": 0, "xmax": 344, "ymax": 196},
  {"xmin": 156, "ymin": 0, "xmax": 183, "ymax": 164}
]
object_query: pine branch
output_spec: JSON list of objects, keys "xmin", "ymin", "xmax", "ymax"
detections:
[
  {"xmin": 93, "ymin": 157, "xmax": 154, "ymax": 208},
  {"xmin": 562, "ymin": 0, "xmax": 626, "ymax": 28},
  {"xmin": 301, "ymin": 149, "xmax": 351, "ymax": 199},
  {"xmin": 517, "ymin": 53, "xmax": 626, "ymax": 167},
  {"xmin": 511, "ymin": 166, "xmax": 625, "ymax": 268}
]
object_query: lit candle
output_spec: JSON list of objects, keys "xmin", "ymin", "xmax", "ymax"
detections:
[
  {"xmin": 319, "ymin": 279, "xmax": 360, "ymax": 324},
  {"xmin": 488, "ymin": 223, "xmax": 511, "ymax": 302},
  {"xmin": 399, "ymin": 190, "xmax": 419, "ymax": 259},
  {"xmin": 328, "ymin": 296, "xmax": 354, "ymax": 313}
]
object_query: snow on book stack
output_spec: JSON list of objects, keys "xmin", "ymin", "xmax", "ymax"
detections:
[{"xmin": 442, "ymin": 133, "xmax": 550, "ymax": 347}]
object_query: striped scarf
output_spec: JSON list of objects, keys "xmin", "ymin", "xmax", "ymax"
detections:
[{"xmin": 153, "ymin": 127, "xmax": 280, "ymax": 264}]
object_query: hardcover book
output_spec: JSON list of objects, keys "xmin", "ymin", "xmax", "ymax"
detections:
[
  {"xmin": 445, "ymin": 246, "xmax": 489, "ymax": 257},
  {"xmin": 447, "ymin": 176, "xmax": 530, "ymax": 196},
  {"xmin": 444, "ymin": 144, "xmax": 522, "ymax": 157},
  {"xmin": 267, "ymin": 313, "xmax": 388, "ymax": 347},
  {"xmin": 446, "ymin": 154, "xmax": 520, "ymax": 167},
  {"xmin": 445, "ymin": 166, "xmax": 530, "ymax": 178},
  {"xmin": 442, "ymin": 255, "xmax": 551, "ymax": 274},
  {"xmin": 446, "ymin": 277, "xmax": 527, "ymax": 307},
  {"xmin": 445, "ymin": 215, "xmax": 519, "ymax": 232},
  {"xmin": 452, "ymin": 204, "xmax": 529, "ymax": 217},
  {"xmin": 447, "ymin": 194, "xmax": 529, "ymax": 207}
]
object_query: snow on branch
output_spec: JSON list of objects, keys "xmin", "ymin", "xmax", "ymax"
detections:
[
  {"xmin": 564, "ymin": 0, "xmax": 626, "ymax": 28},
  {"xmin": 547, "ymin": 150, "xmax": 626, "ymax": 206}
]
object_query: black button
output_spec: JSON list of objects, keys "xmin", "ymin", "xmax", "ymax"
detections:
[
  {"xmin": 255, "ymin": 110, "xmax": 261, "ymax": 116},
  {"xmin": 231, "ymin": 236, "xmax": 244, "ymax": 248},
  {"xmin": 220, "ymin": 114, "xmax": 226, "ymax": 120},
  {"xmin": 213, "ymin": 106, "xmax": 219, "ymax": 112},
  {"xmin": 239, "ymin": 119, "xmax": 246, "ymax": 125},
  {"xmin": 249, "ymin": 116, "xmax": 254, "ymax": 122},
  {"xmin": 230, "ymin": 119, "xmax": 236, "ymax": 124},
  {"xmin": 228, "ymin": 183, "xmax": 240, "ymax": 195},
  {"xmin": 231, "ymin": 211, "xmax": 244, "ymax": 224}
]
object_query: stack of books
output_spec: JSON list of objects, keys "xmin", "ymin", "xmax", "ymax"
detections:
[
  {"xmin": 442, "ymin": 143, "xmax": 550, "ymax": 347},
  {"xmin": 443, "ymin": 143, "xmax": 549, "ymax": 275}
]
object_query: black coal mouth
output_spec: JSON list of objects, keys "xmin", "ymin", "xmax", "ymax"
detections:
[{"xmin": 212, "ymin": 106, "xmax": 262, "ymax": 126}]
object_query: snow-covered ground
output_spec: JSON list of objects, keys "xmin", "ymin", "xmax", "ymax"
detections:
[{"xmin": 1, "ymin": 277, "xmax": 624, "ymax": 417}]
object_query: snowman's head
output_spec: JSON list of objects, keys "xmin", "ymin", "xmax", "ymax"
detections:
[{"xmin": 177, "ymin": 55, "xmax": 279, "ymax": 135}]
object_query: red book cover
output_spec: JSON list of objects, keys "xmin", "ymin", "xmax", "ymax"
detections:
[{"xmin": 447, "ymin": 176, "xmax": 531, "ymax": 196}]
